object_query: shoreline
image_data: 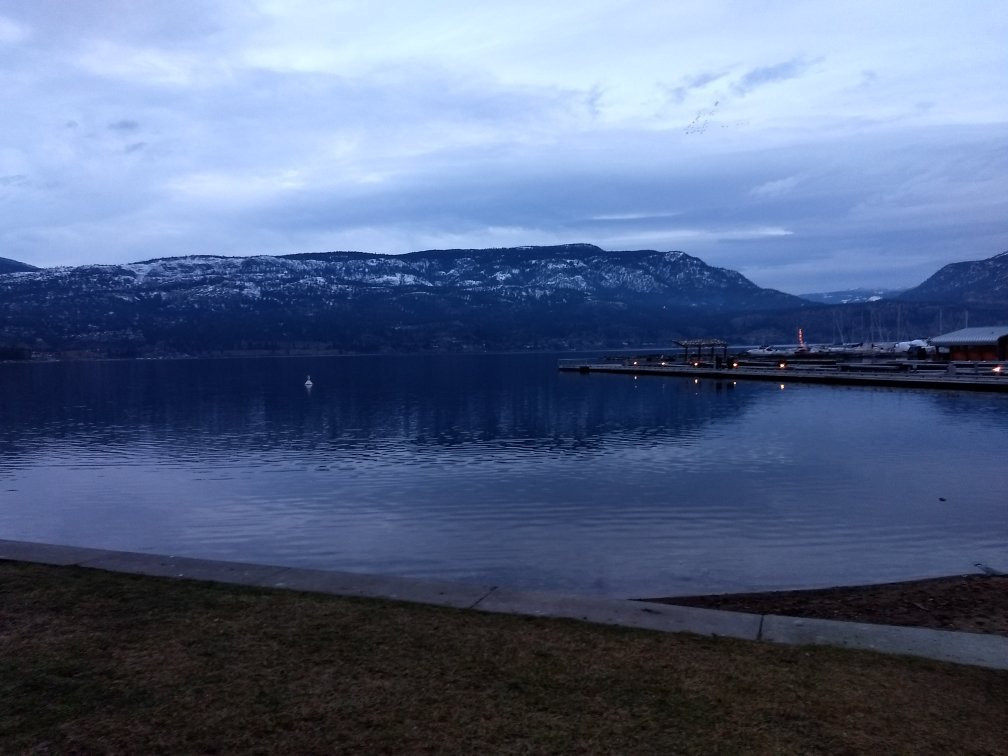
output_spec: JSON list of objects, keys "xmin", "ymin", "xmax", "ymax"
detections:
[
  {"xmin": 3, "ymin": 539, "xmax": 1006, "ymax": 668},
  {"xmin": 4, "ymin": 557, "xmax": 1006, "ymax": 752},
  {"xmin": 1, "ymin": 539, "xmax": 1004, "ymax": 639},
  {"xmin": 646, "ymin": 573, "xmax": 1008, "ymax": 637}
]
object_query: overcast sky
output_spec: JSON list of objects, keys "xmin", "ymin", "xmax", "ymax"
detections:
[{"xmin": 1, "ymin": 1, "xmax": 1006, "ymax": 293}]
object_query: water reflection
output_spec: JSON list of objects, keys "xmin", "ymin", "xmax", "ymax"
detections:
[
  {"xmin": 0, "ymin": 354, "xmax": 757, "ymax": 460},
  {"xmin": 1, "ymin": 353, "xmax": 1006, "ymax": 597}
]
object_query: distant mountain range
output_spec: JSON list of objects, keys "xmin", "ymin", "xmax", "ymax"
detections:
[
  {"xmin": 799, "ymin": 288, "xmax": 904, "ymax": 305},
  {"xmin": 0, "ymin": 244, "xmax": 807, "ymax": 354},
  {"xmin": 1, "ymin": 245, "xmax": 1006, "ymax": 356},
  {"xmin": 0, "ymin": 257, "xmax": 38, "ymax": 274}
]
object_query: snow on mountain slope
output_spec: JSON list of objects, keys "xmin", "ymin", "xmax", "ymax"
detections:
[
  {"xmin": 2, "ymin": 245, "xmax": 805, "ymax": 310},
  {"xmin": 0, "ymin": 244, "xmax": 814, "ymax": 352}
]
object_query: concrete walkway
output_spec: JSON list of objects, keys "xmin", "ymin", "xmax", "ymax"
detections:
[{"xmin": 2, "ymin": 538, "xmax": 1006, "ymax": 671}]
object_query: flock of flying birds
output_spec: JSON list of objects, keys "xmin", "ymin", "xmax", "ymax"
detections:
[{"xmin": 683, "ymin": 100, "xmax": 750, "ymax": 135}]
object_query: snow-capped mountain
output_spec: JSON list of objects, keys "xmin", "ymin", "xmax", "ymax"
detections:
[
  {"xmin": 899, "ymin": 250, "xmax": 1008, "ymax": 305},
  {"xmin": 0, "ymin": 244, "xmax": 808, "ymax": 353},
  {"xmin": 280, "ymin": 244, "xmax": 805, "ymax": 308}
]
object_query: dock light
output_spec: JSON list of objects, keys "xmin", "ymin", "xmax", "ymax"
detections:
[
  {"xmin": 778, "ymin": 361, "xmax": 787, "ymax": 369},
  {"xmin": 780, "ymin": 384, "xmax": 785, "ymax": 390},
  {"xmin": 693, "ymin": 361, "xmax": 699, "ymax": 367},
  {"xmin": 660, "ymin": 361, "xmax": 666, "ymax": 366},
  {"xmin": 994, "ymin": 365, "xmax": 1003, "ymax": 374},
  {"xmin": 732, "ymin": 361, "xmax": 739, "ymax": 368},
  {"xmin": 632, "ymin": 361, "xmax": 637, "ymax": 366}
]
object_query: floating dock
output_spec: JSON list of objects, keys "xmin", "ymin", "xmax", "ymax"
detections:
[{"xmin": 558, "ymin": 357, "xmax": 1008, "ymax": 393}]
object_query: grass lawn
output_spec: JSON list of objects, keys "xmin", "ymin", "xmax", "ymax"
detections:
[{"xmin": 2, "ymin": 560, "xmax": 1006, "ymax": 753}]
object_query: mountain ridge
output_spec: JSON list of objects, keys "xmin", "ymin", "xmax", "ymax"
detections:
[
  {"xmin": 0, "ymin": 245, "xmax": 807, "ymax": 354},
  {"xmin": 0, "ymin": 256, "xmax": 39, "ymax": 274},
  {"xmin": 2, "ymin": 245, "xmax": 1007, "ymax": 357},
  {"xmin": 898, "ymin": 250, "xmax": 1008, "ymax": 305}
]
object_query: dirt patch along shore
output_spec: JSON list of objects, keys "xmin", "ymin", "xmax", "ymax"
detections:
[{"xmin": 645, "ymin": 574, "xmax": 1008, "ymax": 636}]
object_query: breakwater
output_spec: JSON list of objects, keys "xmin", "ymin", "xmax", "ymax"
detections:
[{"xmin": 559, "ymin": 357, "xmax": 1008, "ymax": 392}]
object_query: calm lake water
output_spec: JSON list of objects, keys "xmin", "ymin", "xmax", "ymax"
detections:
[{"xmin": 1, "ymin": 352, "xmax": 1006, "ymax": 597}]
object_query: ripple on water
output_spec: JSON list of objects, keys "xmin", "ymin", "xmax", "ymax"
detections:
[{"xmin": 1, "ymin": 355, "xmax": 1007, "ymax": 595}]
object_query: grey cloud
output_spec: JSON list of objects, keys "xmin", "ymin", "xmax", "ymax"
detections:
[
  {"xmin": 201, "ymin": 65, "xmax": 585, "ymax": 131},
  {"xmin": 335, "ymin": 126, "xmax": 1000, "ymax": 291},
  {"xmin": 662, "ymin": 69, "xmax": 730, "ymax": 103},
  {"xmin": 734, "ymin": 58, "xmax": 813, "ymax": 95},
  {"xmin": 137, "ymin": 65, "xmax": 599, "ymax": 183},
  {"xmin": 688, "ymin": 70, "xmax": 729, "ymax": 89},
  {"xmin": 11, "ymin": 116, "xmax": 1000, "ymax": 294},
  {"xmin": 750, "ymin": 176, "xmax": 801, "ymax": 199},
  {"xmin": 584, "ymin": 84, "xmax": 604, "ymax": 118},
  {"xmin": 2, "ymin": 2, "xmax": 1004, "ymax": 295},
  {"xmin": 2, "ymin": 1, "xmax": 234, "ymax": 48}
]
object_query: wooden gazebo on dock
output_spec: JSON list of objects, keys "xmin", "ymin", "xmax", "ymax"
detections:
[{"xmin": 676, "ymin": 339, "xmax": 728, "ymax": 367}]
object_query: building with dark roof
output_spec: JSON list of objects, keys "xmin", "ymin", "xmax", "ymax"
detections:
[{"xmin": 930, "ymin": 326, "xmax": 1008, "ymax": 361}]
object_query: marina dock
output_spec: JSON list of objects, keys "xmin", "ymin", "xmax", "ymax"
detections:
[{"xmin": 558, "ymin": 357, "xmax": 1008, "ymax": 392}]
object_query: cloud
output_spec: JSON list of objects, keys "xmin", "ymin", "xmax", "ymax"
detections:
[
  {"xmin": 587, "ymin": 213, "xmax": 683, "ymax": 223},
  {"xmin": 0, "ymin": 14, "xmax": 29, "ymax": 45},
  {"xmin": 734, "ymin": 57, "xmax": 815, "ymax": 95},
  {"xmin": 0, "ymin": 1, "xmax": 1005, "ymax": 295},
  {"xmin": 601, "ymin": 226, "xmax": 793, "ymax": 248},
  {"xmin": 750, "ymin": 176, "xmax": 802, "ymax": 199},
  {"xmin": 662, "ymin": 69, "xmax": 731, "ymax": 104},
  {"xmin": 75, "ymin": 40, "xmax": 215, "ymax": 86}
]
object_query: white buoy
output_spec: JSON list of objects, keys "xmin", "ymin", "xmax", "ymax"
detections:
[{"xmin": 304, "ymin": 375, "xmax": 313, "ymax": 388}]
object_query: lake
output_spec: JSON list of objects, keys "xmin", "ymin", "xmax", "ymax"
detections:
[{"xmin": 1, "ymin": 352, "xmax": 1006, "ymax": 597}]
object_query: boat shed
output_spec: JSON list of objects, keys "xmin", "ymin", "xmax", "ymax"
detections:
[{"xmin": 930, "ymin": 326, "xmax": 1008, "ymax": 361}]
